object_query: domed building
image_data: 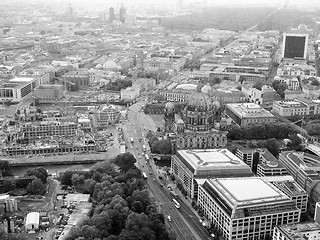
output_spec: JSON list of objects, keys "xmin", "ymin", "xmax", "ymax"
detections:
[{"xmin": 164, "ymin": 92, "xmax": 227, "ymax": 152}]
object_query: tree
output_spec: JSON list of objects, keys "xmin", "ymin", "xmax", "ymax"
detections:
[
  {"xmin": 113, "ymin": 153, "xmax": 136, "ymax": 172},
  {"xmin": 239, "ymin": 76, "xmax": 245, "ymax": 84},
  {"xmin": 0, "ymin": 160, "xmax": 12, "ymax": 177},
  {"xmin": 60, "ymin": 171, "xmax": 74, "ymax": 186},
  {"xmin": 252, "ymin": 81, "xmax": 263, "ymax": 90},
  {"xmin": 25, "ymin": 167, "xmax": 48, "ymax": 183},
  {"xmin": 2, "ymin": 179, "xmax": 15, "ymax": 193},
  {"xmin": 306, "ymin": 123, "xmax": 320, "ymax": 136},
  {"xmin": 311, "ymin": 78, "xmax": 320, "ymax": 86},
  {"xmin": 145, "ymin": 130, "xmax": 154, "ymax": 139},
  {"xmin": 265, "ymin": 138, "xmax": 280, "ymax": 157},
  {"xmin": 151, "ymin": 140, "xmax": 172, "ymax": 154},
  {"xmin": 27, "ymin": 178, "xmax": 46, "ymax": 195}
]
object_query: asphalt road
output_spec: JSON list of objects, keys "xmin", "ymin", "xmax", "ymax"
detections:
[{"xmin": 123, "ymin": 99, "xmax": 211, "ymax": 240}]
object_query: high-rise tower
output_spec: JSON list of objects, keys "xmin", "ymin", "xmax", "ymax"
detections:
[
  {"xmin": 109, "ymin": 7, "xmax": 115, "ymax": 22},
  {"xmin": 119, "ymin": 4, "xmax": 126, "ymax": 23}
]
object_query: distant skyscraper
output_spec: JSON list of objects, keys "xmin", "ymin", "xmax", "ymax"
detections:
[
  {"xmin": 119, "ymin": 4, "xmax": 126, "ymax": 23},
  {"xmin": 109, "ymin": 7, "xmax": 115, "ymax": 22},
  {"xmin": 68, "ymin": 3, "xmax": 73, "ymax": 17},
  {"xmin": 281, "ymin": 33, "xmax": 309, "ymax": 59}
]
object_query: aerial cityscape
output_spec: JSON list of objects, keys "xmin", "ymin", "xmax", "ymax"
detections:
[{"xmin": 1, "ymin": 0, "xmax": 320, "ymax": 240}]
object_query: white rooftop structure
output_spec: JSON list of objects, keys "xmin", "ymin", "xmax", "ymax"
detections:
[
  {"xmin": 219, "ymin": 178, "xmax": 280, "ymax": 202},
  {"xmin": 208, "ymin": 177, "xmax": 289, "ymax": 207},
  {"xmin": 26, "ymin": 212, "xmax": 40, "ymax": 231},
  {"xmin": 65, "ymin": 193, "xmax": 90, "ymax": 205},
  {"xmin": 9, "ymin": 77, "xmax": 35, "ymax": 83},
  {"xmin": 0, "ymin": 194, "xmax": 10, "ymax": 203},
  {"xmin": 176, "ymin": 149, "xmax": 252, "ymax": 177}
]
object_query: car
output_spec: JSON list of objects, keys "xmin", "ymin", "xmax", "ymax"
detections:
[
  {"xmin": 167, "ymin": 215, "xmax": 172, "ymax": 222},
  {"xmin": 153, "ymin": 178, "xmax": 156, "ymax": 181},
  {"xmin": 160, "ymin": 183, "xmax": 163, "ymax": 187}
]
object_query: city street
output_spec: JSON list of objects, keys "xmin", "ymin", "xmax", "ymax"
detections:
[{"xmin": 122, "ymin": 100, "xmax": 211, "ymax": 240}]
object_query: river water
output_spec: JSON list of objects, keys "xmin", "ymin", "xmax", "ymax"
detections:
[{"xmin": 11, "ymin": 163, "xmax": 95, "ymax": 177}]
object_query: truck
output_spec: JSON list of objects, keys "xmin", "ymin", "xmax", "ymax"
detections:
[{"xmin": 142, "ymin": 145, "xmax": 146, "ymax": 152}]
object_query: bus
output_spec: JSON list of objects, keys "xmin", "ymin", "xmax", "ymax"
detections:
[
  {"xmin": 145, "ymin": 154, "xmax": 150, "ymax": 162},
  {"xmin": 142, "ymin": 172, "xmax": 147, "ymax": 179},
  {"xmin": 142, "ymin": 145, "xmax": 146, "ymax": 152},
  {"xmin": 172, "ymin": 199, "xmax": 180, "ymax": 209}
]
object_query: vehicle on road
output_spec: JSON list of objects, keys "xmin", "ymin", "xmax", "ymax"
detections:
[
  {"xmin": 142, "ymin": 145, "xmax": 146, "ymax": 152},
  {"xmin": 167, "ymin": 215, "xmax": 172, "ymax": 222},
  {"xmin": 145, "ymin": 154, "xmax": 149, "ymax": 162},
  {"xmin": 173, "ymin": 199, "xmax": 180, "ymax": 209},
  {"xmin": 130, "ymin": 137, "xmax": 134, "ymax": 143},
  {"xmin": 142, "ymin": 172, "xmax": 147, "ymax": 179}
]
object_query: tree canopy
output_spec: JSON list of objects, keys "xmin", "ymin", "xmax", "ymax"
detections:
[
  {"xmin": 25, "ymin": 167, "xmax": 48, "ymax": 183},
  {"xmin": 151, "ymin": 140, "xmax": 172, "ymax": 154},
  {"xmin": 64, "ymin": 155, "xmax": 174, "ymax": 240},
  {"xmin": 113, "ymin": 153, "xmax": 137, "ymax": 172},
  {"xmin": 27, "ymin": 178, "xmax": 46, "ymax": 196}
]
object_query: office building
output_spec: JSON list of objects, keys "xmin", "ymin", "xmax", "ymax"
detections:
[
  {"xmin": 119, "ymin": 4, "xmax": 126, "ymax": 23},
  {"xmin": 236, "ymin": 148, "xmax": 255, "ymax": 170},
  {"xmin": 198, "ymin": 177, "xmax": 300, "ymax": 240},
  {"xmin": 171, "ymin": 149, "xmax": 253, "ymax": 199},
  {"xmin": 257, "ymin": 149, "xmax": 288, "ymax": 177},
  {"xmin": 274, "ymin": 96, "xmax": 320, "ymax": 117},
  {"xmin": 109, "ymin": 7, "xmax": 115, "ymax": 22},
  {"xmin": 33, "ymin": 84, "xmax": 64, "ymax": 103},
  {"xmin": 226, "ymin": 103, "xmax": 275, "ymax": 127},
  {"xmin": 279, "ymin": 151, "xmax": 320, "ymax": 207},
  {"xmin": 281, "ymin": 33, "xmax": 308, "ymax": 59},
  {"xmin": 271, "ymin": 180, "xmax": 308, "ymax": 213},
  {"xmin": 273, "ymin": 221, "xmax": 320, "ymax": 240},
  {"xmin": 0, "ymin": 77, "xmax": 39, "ymax": 103}
]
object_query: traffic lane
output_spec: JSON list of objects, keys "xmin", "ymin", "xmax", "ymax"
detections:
[
  {"xmin": 148, "ymin": 177, "xmax": 194, "ymax": 240},
  {"xmin": 147, "ymin": 177, "xmax": 186, "ymax": 240},
  {"xmin": 148, "ymin": 169, "xmax": 198, "ymax": 240},
  {"xmin": 154, "ymin": 179, "xmax": 211, "ymax": 240}
]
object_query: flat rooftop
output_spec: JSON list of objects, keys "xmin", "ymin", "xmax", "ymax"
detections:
[
  {"xmin": 226, "ymin": 103, "xmax": 275, "ymax": 119},
  {"xmin": 204, "ymin": 177, "xmax": 291, "ymax": 208},
  {"xmin": 176, "ymin": 149, "xmax": 252, "ymax": 177},
  {"xmin": 9, "ymin": 77, "xmax": 35, "ymax": 83},
  {"xmin": 278, "ymin": 222, "xmax": 320, "ymax": 239},
  {"xmin": 218, "ymin": 178, "xmax": 281, "ymax": 201}
]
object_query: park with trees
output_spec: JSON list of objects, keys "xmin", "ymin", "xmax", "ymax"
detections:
[{"xmin": 59, "ymin": 153, "xmax": 176, "ymax": 240}]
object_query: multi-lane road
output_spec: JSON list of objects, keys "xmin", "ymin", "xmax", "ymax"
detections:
[{"xmin": 122, "ymin": 99, "xmax": 212, "ymax": 240}]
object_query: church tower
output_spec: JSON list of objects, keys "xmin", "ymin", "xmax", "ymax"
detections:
[{"xmin": 164, "ymin": 102, "xmax": 175, "ymax": 133}]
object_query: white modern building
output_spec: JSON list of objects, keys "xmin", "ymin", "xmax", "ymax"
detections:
[
  {"xmin": 171, "ymin": 149, "xmax": 253, "ymax": 199},
  {"xmin": 198, "ymin": 177, "xmax": 300, "ymax": 240},
  {"xmin": 64, "ymin": 193, "xmax": 90, "ymax": 206},
  {"xmin": 25, "ymin": 212, "xmax": 40, "ymax": 232},
  {"xmin": 0, "ymin": 77, "xmax": 39, "ymax": 103}
]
